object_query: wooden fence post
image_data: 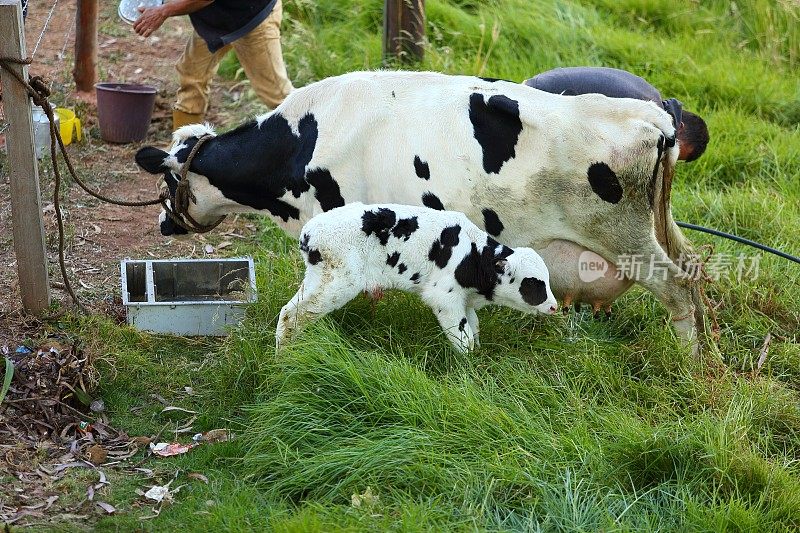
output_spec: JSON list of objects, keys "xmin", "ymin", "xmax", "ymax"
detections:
[
  {"xmin": 383, "ymin": 0, "xmax": 425, "ymax": 62},
  {"xmin": 73, "ymin": 0, "xmax": 97, "ymax": 92},
  {"xmin": 0, "ymin": 0, "xmax": 52, "ymax": 314}
]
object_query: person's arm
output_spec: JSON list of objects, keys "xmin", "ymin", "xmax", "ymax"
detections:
[{"xmin": 133, "ymin": 0, "xmax": 214, "ymax": 37}]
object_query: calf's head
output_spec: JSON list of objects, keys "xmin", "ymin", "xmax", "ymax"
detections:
[
  {"xmin": 494, "ymin": 247, "xmax": 558, "ymax": 315},
  {"xmin": 135, "ymin": 124, "xmax": 219, "ymax": 236}
]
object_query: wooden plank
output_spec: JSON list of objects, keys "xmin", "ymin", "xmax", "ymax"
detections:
[
  {"xmin": 0, "ymin": 0, "xmax": 51, "ymax": 313},
  {"xmin": 383, "ymin": 0, "xmax": 425, "ymax": 62},
  {"xmin": 73, "ymin": 0, "xmax": 98, "ymax": 92}
]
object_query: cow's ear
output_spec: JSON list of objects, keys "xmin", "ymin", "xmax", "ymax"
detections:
[
  {"xmin": 494, "ymin": 259, "xmax": 508, "ymax": 274},
  {"xmin": 135, "ymin": 146, "xmax": 169, "ymax": 174}
]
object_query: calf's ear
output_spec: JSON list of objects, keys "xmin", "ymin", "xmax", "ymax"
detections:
[{"xmin": 135, "ymin": 146, "xmax": 169, "ymax": 174}]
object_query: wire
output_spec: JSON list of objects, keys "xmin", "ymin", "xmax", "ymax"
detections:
[
  {"xmin": 31, "ymin": 0, "xmax": 60, "ymax": 58},
  {"xmin": 677, "ymin": 221, "xmax": 800, "ymax": 265}
]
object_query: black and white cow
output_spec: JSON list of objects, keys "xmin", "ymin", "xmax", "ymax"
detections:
[
  {"xmin": 276, "ymin": 203, "xmax": 558, "ymax": 352},
  {"xmin": 135, "ymin": 70, "xmax": 701, "ymax": 349}
]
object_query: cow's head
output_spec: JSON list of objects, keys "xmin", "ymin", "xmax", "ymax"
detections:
[
  {"xmin": 135, "ymin": 124, "xmax": 218, "ymax": 236},
  {"xmin": 495, "ymin": 247, "xmax": 558, "ymax": 315}
]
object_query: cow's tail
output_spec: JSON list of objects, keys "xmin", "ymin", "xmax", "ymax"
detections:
[{"xmin": 655, "ymin": 142, "xmax": 712, "ymax": 350}]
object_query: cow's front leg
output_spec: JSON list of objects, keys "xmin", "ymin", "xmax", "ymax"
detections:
[{"xmin": 466, "ymin": 307, "xmax": 480, "ymax": 347}]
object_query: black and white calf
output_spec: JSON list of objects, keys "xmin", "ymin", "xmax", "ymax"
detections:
[{"xmin": 276, "ymin": 204, "xmax": 557, "ymax": 352}]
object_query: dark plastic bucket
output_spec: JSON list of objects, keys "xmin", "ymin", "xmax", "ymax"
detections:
[{"xmin": 95, "ymin": 83, "xmax": 157, "ymax": 143}]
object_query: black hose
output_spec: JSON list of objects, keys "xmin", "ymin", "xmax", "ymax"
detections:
[{"xmin": 677, "ymin": 221, "xmax": 800, "ymax": 265}]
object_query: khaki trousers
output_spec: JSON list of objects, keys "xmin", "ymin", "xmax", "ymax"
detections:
[{"xmin": 175, "ymin": 0, "xmax": 294, "ymax": 114}]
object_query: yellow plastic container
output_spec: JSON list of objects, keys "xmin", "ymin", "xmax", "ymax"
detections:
[{"xmin": 55, "ymin": 108, "xmax": 82, "ymax": 145}]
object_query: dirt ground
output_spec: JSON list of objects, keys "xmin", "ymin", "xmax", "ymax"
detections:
[{"xmin": 0, "ymin": 0, "xmax": 259, "ymax": 347}]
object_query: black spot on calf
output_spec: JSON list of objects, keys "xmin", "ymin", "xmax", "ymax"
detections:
[
  {"xmin": 454, "ymin": 238, "xmax": 511, "ymax": 300},
  {"xmin": 422, "ymin": 192, "xmax": 445, "ymax": 211},
  {"xmin": 468, "ymin": 93, "xmax": 523, "ymax": 174},
  {"xmin": 392, "ymin": 216, "xmax": 419, "ymax": 241},
  {"xmin": 481, "ymin": 208, "xmax": 504, "ymax": 237},
  {"xmin": 587, "ymin": 162, "xmax": 623, "ymax": 204},
  {"xmin": 397, "ymin": 263, "xmax": 407, "ymax": 274},
  {"xmin": 299, "ymin": 233, "xmax": 322, "ymax": 265},
  {"xmin": 410, "ymin": 272, "xmax": 420, "ymax": 284},
  {"xmin": 458, "ymin": 317, "xmax": 467, "ymax": 332},
  {"xmin": 305, "ymin": 168, "xmax": 345, "ymax": 212},
  {"xmin": 519, "ymin": 277, "xmax": 547, "ymax": 306},
  {"xmin": 362, "ymin": 208, "xmax": 397, "ymax": 245},
  {"xmin": 428, "ymin": 225, "xmax": 461, "ymax": 268},
  {"xmin": 386, "ymin": 251, "xmax": 400, "ymax": 267},
  {"xmin": 414, "ymin": 156, "xmax": 430, "ymax": 180}
]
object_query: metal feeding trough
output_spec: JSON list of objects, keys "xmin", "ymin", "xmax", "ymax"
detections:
[{"xmin": 121, "ymin": 258, "xmax": 257, "ymax": 336}]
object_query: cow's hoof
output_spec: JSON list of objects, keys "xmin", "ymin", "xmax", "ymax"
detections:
[
  {"xmin": 562, "ymin": 305, "xmax": 571, "ymax": 315},
  {"xmin": 604, "ymin": 309, "xmax": 612, "ymax": 320}
]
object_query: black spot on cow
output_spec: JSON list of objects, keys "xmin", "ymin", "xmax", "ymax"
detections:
[
  {"xmin": 362, "ymin": 208, "xmax": 397, "ymax": 245},
  {"xmin": 151, "ymin": 113, "xmax": 324, "ymax": 223},
  {"xmin": 468, "ymin": 93, "xmax": 523, "ymax": 174},
  {"xmin": 422, "ymin": 192, "xmax": 445, "ymax": 211},
  {"xmin": 299, "ymin": 233, "xmax": 322, "ymax": 265},
  {"xmin": 386, "ymin": 251, "xmax": 400, "ymax": 267},
  {"xmin": 458, "ymin": 317, "xmax": 467, "ymax": 332},
  {"xmin": 478, "ymin": 77, "xmax": 508, "ymax": 83},
  {"xmin": 410, "ymin": 272, "xmax": 420, "ymax": 284},
  {"xmin": 414, "ymin": 156, "xmax": 430, "ymax": 180},
  {"xmin": 481, "ymin": 208, "xmax": 504, "ymax": 237},
  {"xmin": 397, "ymin": 263, "xmax": 407, "ymax": 274},
  {"xmin": 392, "ymin": 216, "xmax": 419, "ymax": 241},
  {"xmin": 428, "ymin": 225, "xmax": 461, "ymax": 268},
  {"xmin": 587, "ymin": 162, "xmax": 623, "ymax": 204},
  {"xmin": 448, "ymin": 287, "xmax": 453, "ymax": 293},
  {"xmin": 454, "ymin": 238, "xmax": 513, "ymax": 300},
  {"xmin": 305, "ymin": 168, "xmax": 345, "ymax": 211},
  {"xmin": 519, "ymin": 277, "xmax": 547, "ymax": 306},
  {"xmin": 392, "ymin": 91, "xmax": 396, "ymax": 98}
]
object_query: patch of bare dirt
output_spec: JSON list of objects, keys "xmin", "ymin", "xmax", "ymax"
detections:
[{"xmin": 0, "ymin": 0, "xmax": 261, "ymax": 345}]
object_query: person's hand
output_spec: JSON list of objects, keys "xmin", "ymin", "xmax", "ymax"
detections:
[{"xmin": 133, "ymin": 6, "xmax": 168, "ymax": 37}]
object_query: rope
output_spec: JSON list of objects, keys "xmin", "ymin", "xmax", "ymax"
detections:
[
  {"xmin": 677, "ymin": 221, "xmax": 800, "ymax": 265},
  {"xmin": 57, "ymin": 8, "xmax": 76, "ymax": 60},
  {"xmin": 31, "ymin": 0, "xmax": 60, "ymax": 58},
  {"xmin": 0, "ymin": 56, "xmax": 223, "ymax": 311}
]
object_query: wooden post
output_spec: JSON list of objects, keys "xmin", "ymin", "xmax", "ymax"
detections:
[
  {"xmin": 383, "ymin": 0, "xmax": 425, "ymax": 62},
  {"xmin": 73, "ymin": 0, "xmax": 98, "ymax": 92},
  {"xmin": 0, "ymin": 0, "xmax": 51, "ymax": 313}
]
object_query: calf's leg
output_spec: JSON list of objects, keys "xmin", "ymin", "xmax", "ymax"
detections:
[
  {"xmin": 466, "ymin": 307, "xmax": 480, "ymax": 347},
  {"xmin": 276, "ymin": 269, "xmax": 361, "ymax": 349}
]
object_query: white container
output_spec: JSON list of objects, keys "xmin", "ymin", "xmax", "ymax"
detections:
[
  {"xmin": 32, "ymin": 103, "xmax": 58, "ymax": 159},
  {"xmin": 121, "ymin": 257, "xmax": 257, "ymax": 336}
]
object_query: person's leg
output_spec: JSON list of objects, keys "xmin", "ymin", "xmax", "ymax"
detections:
[
  {"xmin": 232, "ymin": 0, "xmax": 294, "ymax": 109},
  {"xmin": 174, "ymin": 32, "xmax": 230, "ymax": 129}
]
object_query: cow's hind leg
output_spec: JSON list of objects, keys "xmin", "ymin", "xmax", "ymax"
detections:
[{"xmin": 623, "ymin": 239, "xmax": 700, "ymax": 353}]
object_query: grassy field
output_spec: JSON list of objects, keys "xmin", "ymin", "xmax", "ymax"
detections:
[{"xmin": 52, "ymin": 0, "xmax": 800, "ymax": 530}]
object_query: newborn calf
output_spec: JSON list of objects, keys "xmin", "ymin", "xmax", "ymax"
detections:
[{"xmin": 276, "ymin": 203, "xmax": 558, "ymax": 352}]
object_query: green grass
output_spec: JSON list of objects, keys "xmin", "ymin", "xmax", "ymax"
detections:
[{"xmin": 36, "ymin": 0, "xmax": 800, "ymax": 530}]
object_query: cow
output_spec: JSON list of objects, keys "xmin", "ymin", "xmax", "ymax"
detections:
[
  {"xmin": 276, "ymin": 203, "xmax": 558, "ymax": 352},
  {"xmin": 135, "ymin": 70, "xmax": 703, "ymax": 351}
]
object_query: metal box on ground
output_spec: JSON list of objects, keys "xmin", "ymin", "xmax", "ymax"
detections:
[{"xmin": 121, "ymin": 258, "xmax": 257, "ymax": 336}]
